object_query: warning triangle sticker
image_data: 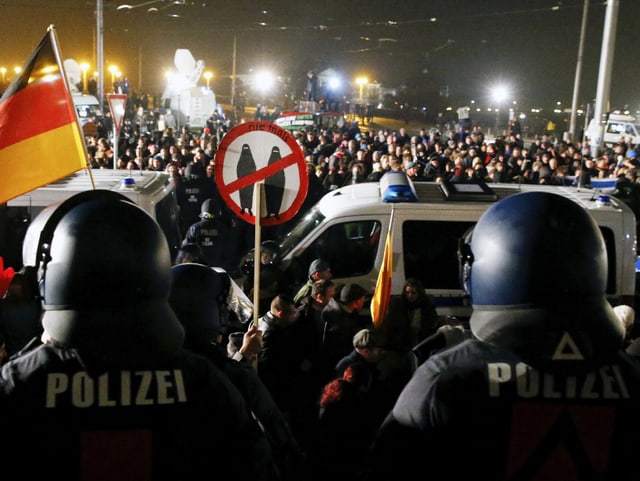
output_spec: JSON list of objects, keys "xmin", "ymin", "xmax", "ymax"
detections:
[{"xmin": 551, "ymin": 332, "xmax": 584, "ymax": 361}]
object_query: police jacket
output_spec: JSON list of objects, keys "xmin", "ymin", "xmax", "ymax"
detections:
[
  {"xmin": 361, "ymin": 338, "xmax": 640, "ymax": 481},
  {"xmin": 0, "ymin": 342, "xmax": 276, "ymax": 480},
  {"xmin": 182, "ymin": 217, "xmax": 231, "ymax": 269},
  {"xmin": 190, "ymin": 341, "xmax": 306, "ymax": 480}
]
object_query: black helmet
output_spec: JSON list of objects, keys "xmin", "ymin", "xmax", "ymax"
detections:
[
  {"xmin": 22, "ymin": 190, "xmax": 184, "ymax": 367},
  {"xmin": 467, "ymin": 191, "xmax": 624, "ymax": 372},
  {"xmin": 169, "ymin": 263, "xmax": 230, "ymax": 347},
  {"xmin": 199, "ymin": 198, "xmax": 216, "ymax": 219},
  {"xmin": 184, "ymin": 162, "xmax": 204, "ymax": 179}
]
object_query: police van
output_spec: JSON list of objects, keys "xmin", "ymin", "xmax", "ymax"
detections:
[
  {"xmin": 1, "ymin": 169, "xmax": 182, "ymax": 269},
  {"xmin": 274, "ymin": 176, "xmax": 637, "ymax": 319}
]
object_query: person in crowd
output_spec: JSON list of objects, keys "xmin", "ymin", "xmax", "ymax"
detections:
[
  {"xmin": 613, "ymin": 304, "xmax": 636, "ymax": 350},
  {"xmin": 321, "ymin": 283, "xmax": 372, "ymax": 370},
  {"xmin": 291, "ymin": 279, "xmax": 339, "ymax": 404},
  {"xmin": 308, "ymin": 362, "xmax": 379, "ymax": 481},
  {"xmin": 0, "ymin": 190, "xmax": 275, "ymax": 479},
  {"xmin": 306, "ymin": 70, "xmax": 319, "ymax": 102},
  {"xmin": 294, "ymin": 258, "xmax": 332, "ymax": 304},
  {"xmin": 297, "ymin": 279, "xmax": 337, "ymax": 343},
  {"xmin": 0, "ymin": 265, "xmax": 42, "ymax": 357},
  {"xmin": 336, "ymin": 327, "xmax": 410, "ymax": 421},
  {"xmin": 169, "ymin": 263, "xmax": 306, "ymax": 480},
  {"xmin": 335, "ymin": 327, "xmax": 385, "ymax": 378},
  {"xmin": 361, "ymin": 191, "xmax": 640, "ymax": 480},
  {"xmin": 258, "ymin": 294, "xmax": 321, "ymax": 451},
  {"xmin": 380, "ymin": 277, "xmax": 442, "ymax": 354},
  {"xmin": 243, "ymin": 240, "xmax": 289, "ymax": 317}
]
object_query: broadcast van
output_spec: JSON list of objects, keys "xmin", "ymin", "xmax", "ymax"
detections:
[
  {"xmin": 585, "ymin": 113, "xmax": 640, "ymax": 148},
  {"xmin": 1, "ymin": 169, "xmax": 182, "ymax": 269},
  {"xmin": 270, "ymin": 177, "xmax": 637, "ymax": 320},
  {"xmin": 72, "ymin": 93, "xmax": 102, "ymax": 137}
]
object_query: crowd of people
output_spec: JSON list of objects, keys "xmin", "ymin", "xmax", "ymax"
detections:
[
  {"xmin": 2, "ymin": 97, "xmax": 640, "ymax": 478},
  {"xmin": 83, "ymin": 100, "xmax": 640, "ymax": 234}
]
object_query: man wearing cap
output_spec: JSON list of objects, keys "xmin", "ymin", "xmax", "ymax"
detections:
[
  {"xmin": 293, "ymin": 258, "xmax": 332, "ymax": 304},
  {"xmin": 405, "ymin": 161, "xmax": 426, "ymax": 181},
  {"xmin": 335, "ymin": 328, "xmax": 384, "ymax": 378}
]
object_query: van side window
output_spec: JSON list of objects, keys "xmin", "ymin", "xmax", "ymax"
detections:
[
  {"xmin": 607, "ymin": 122, "xmax": 624, "ymax": 135},
  {"xmin": 402, "ymin": 220, "xmax": 475, "ymax": 290},
  {"xmin": 301, "ymin": 220, "xmax": 381, "ymax": 279}
]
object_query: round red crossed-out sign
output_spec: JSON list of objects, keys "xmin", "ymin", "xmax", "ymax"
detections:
[{"xmin": 214, "ymin": 121, "xmax": 308, "ymax": 226}]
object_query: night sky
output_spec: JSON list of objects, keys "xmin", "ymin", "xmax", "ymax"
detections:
[{"xmin": 0, "ymin": 0, "xmax": 638, "ymax": 112}]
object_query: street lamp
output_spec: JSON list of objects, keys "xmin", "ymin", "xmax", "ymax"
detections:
[
  {"xmin": 0, "ymin": 67, "xmax": 6, "ymax": 83},
  {"xmin": 356, "ymin": 76, "xmax": 367, "ymax": 103},
  {"xmin": 204, "ymin": 71, "xmax": 213, "ymax": 90},
  {"xmin": 490, "ymin": 83, "xmax": 510, "ymax": 136},
  {"xmin": 80, "ymin": 62, "xmax": 90, "ymax": 93},
  {"xmin": 253, "ymin": 69, "xmax": 275, "ymax": 103},
  {"xmin": 108, "ymin": 65, "xmax": 119, "ymax": 87}
]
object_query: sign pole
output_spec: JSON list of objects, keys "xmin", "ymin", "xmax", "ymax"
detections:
[
  {"xmin": 251, "ymin": 182, "xmax": 263, "ymax": 371},
  {"xmin": 113, "ymin": 124, "xmax": 118, "ymax": 169},
  {"xmin": 252, "ymin": 181, "xmax": 263, "ymax": 326}
]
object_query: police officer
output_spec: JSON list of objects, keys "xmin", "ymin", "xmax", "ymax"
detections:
[
  {"xmin": 0, "ymin": 190, "xmax": 275, "ymax": 480},
  {"xmin": 182, "ymin": 198, "xmax": 231, "ymax": 270},
  {"xmin": 169, "ymin": 263, "xmax": 306, "ymax": 480},
  {"xmin": 361, "ymin": 191, "xmax": 640, "ymax": 480},
  {"xmin": 176, "ymin": 162, "xmax": 217, "ymax": 236}
]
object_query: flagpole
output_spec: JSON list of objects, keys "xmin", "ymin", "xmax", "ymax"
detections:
[{"xmin": 48, "ymin": 25, "xmax": 96, "ymax": 190}]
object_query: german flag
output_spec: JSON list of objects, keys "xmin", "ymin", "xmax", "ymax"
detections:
[
  {"xmin": 0, "ymin": 26, "xmax": 87, "ymax": 204},
  {"xmin": 370, "ymin": 209, "xmax": 394, "ymax": 327}
]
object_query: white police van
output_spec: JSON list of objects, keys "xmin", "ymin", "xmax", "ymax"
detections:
[
  {"xmin": 2, "ymin": 170, "xmax": 182, "ymax": 269},
  {"xmin": 275, "ymin": 176, "xmax": 637, "ymax": 319}
]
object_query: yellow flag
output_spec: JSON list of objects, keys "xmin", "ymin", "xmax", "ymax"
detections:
[
  {"xmin": 0, "ymin": 26, "xmax": 87, "ymax": 204},
  {"xmin": 370, "ymin": 217, "xmax": 393, "ymax": 327}
]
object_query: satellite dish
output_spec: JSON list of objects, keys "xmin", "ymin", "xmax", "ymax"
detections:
[{"xmin": 63, "ymin": 59, "xmax": 82, "ymax": 93}]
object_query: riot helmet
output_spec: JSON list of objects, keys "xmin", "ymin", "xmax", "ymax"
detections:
[
  {"xmin": 22, "ymin": 190, "xmax": 185, "ymax": 367},
  {"xmin": 199, "ymin": 198, "xmax": 217, "ymax": 219},
  {"xmin": 169, "ymin": 263, "xmax": 231, "ymax": 347},
  {"xmin": 184, "ymin": 162, "xmax": 204, "ymax": 180},
  {"xmin": 466, "ymin": 191, "xmax": 624, "ymax": 372}
]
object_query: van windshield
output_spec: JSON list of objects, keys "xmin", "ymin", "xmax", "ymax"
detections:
[{"xmin": 279, "ymin": 207, "xmax": 325, "ymax": 259}]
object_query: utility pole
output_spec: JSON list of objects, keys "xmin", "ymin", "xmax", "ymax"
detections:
[
  {"xmin": 231, "ymin": 35, "xmax": 237, "ymax": 109},
  {"xmin": 592, "ymin": 0, "xmax": 619, "ymax": 158},
  {"xmin": 97, "ymin": 0, "xmax": 104, "ymax": 114},
  {"xmin": 569, "ymin": 0, "xmax": 589, "ymax": 142}
]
